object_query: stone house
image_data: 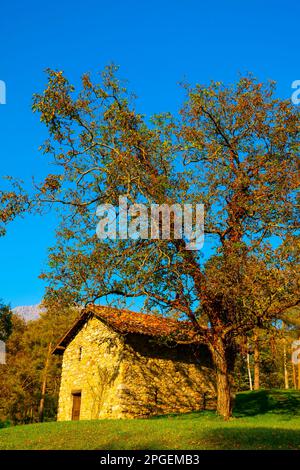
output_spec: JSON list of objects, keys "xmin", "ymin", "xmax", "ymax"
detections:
[{"xmin": 53, "ymin": 305, "xmax": 216, "ymax": 421}]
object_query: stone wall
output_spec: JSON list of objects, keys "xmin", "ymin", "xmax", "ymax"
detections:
[
  {"xmin": 57, "ymin": 317, "xmax": 126, "ymax": 420},
  {"xmin": 57, "ymin": 317, "xmax": 216, "ymax": 421},
  {"xmin": 118, "ymin": 335, "xmax": 216, "ymax": 418}
]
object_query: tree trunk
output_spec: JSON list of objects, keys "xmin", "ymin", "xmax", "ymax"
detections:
[
  {"xmin": 282, "ymin": 323, "xmax": 289, "ymax": 390},
  {"xmin": 246, "ymin": 351, "xmax": 253, "ymax": 391},
  {"xmin": 253, "ymin": 331, "xmax": 260, "ymax": 390},
  {"xmin": 210, "ymin": 338, "xmax": 234, "ymax": 420},
  {"xmin": 292, "ymin": 361, "xmax": 297, "ymax": 390},
  {"xmin": 38, "ymin": 342, "xmax": 52, "ymax": 423},
  {"xmin": 283, "ymin": 341, "xmax": 289, "ymax": 390}
]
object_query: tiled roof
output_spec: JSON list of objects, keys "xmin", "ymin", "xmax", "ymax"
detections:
[{"xmin": 53, "ymin": 304, "xmax": 200, "ymax": 354}]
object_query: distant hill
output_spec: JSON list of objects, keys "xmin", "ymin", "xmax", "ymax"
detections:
[{"xmin": 12, "ymin": 304, "xmax": 44, "ymax": 322}]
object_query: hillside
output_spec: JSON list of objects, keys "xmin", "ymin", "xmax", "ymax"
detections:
[{"xmin": 0, "ymin": 390, "xmax": 300, "ymax": 450}]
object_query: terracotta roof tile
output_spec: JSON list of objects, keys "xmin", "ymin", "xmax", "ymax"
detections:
[
  {"xmin": 53, "ymin": 305, "xmax": 200, "ymax": 354},
  {"xmin": 89, "ymin": 305, "xmax": 197, "ymax": 340}
]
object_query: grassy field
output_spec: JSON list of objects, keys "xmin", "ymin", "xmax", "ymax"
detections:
[{"xmin": 0, "ymin": 390, "xmax": 300, "ymax": 450}]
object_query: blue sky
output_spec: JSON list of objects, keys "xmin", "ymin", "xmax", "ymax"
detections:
[{"xmin": 0, "ymin": 0, "xmax": 299, "ymax": 307}]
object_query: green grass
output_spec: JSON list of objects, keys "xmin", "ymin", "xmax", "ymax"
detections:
[{"xmin": 1, "ymin": 390, "xmax": 300, "ymax": 450}]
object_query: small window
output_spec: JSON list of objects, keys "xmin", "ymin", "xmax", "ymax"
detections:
[{"xmin": 78, "ymin": 346, "xmax": 82, "ymax": 361}]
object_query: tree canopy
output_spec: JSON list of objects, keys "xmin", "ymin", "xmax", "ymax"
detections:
[
  {"xmin": 0, "ymin": 66, "xmax": 298, "ymax": 419},
  {"xmin": 29, "ymin": 66, "xmax": 300, "ymax": 418}
]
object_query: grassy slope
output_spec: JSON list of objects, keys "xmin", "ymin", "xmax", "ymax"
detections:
[{"xmin": 1, "ymin": 390, "xmax": 300, "ymax": 450}]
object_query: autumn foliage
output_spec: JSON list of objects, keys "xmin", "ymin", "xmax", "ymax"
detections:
[{"xmin": 2, "ymin": 67, "xmax": 298, "ymax": 419}]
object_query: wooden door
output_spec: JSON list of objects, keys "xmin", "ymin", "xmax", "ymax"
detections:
[{"xmin": 71, "ymin": 392, "xmax": 81, "ymax": 420}]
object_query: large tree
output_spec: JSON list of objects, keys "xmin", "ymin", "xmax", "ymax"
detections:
[{"xmin": 32, "ymin": 67, "xmax": 299, "ymax": 419}]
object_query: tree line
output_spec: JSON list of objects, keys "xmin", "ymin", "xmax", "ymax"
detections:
[{"xmin": 0, "ymin": 300, "xmax": 300, "ymax": 425}]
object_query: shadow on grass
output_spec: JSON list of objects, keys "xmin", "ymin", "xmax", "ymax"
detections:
[
  {"xmin": 98, "ymin": 427, "xmax": 300, "ymax": 450},
  {"xmin": 193, "ymin": 427, "xmax": 300, "ymax": 450},
  {"xmin": 234, "ymin": 390, "xmax": 300, "ymax": 418},
  {"xmin": 149, "ymin": 390, "xmax": 300, "ymax": 421},
  {"xmin": 0, "ymin": 421, "xmax": 10, "ymax": 429}
]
